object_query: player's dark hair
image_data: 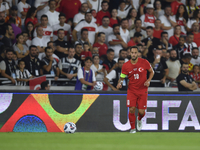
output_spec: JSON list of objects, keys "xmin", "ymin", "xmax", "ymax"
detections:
[
  {"xmin": 6, "ymin": 49, "xmax": 14, "ymax": 53},
  {"xmin": 98, "ymin": 32, "xmax": 105, "ymax": 37},
  {"xmin": 75, "ymin": 43, "xmax": 82, "ymax": 48},
  {"xmin": 92, "ymin": 54, "xmax": 99, "ymax": 59},
  {"xmin": 101, "ymin": 1, "xmax": 109, "ymax": 5},
  {"xmin": 130, "ymin": 46, "xmax": 139, "ymax": 52},
  {"xmin": 41, "ymin": 14, "xmax": 48, "ymax": 20},
  {"xmin": 81, "ymin": 28, "xmax": 88, "ymax": 34},
  {"xmin": 179, "ymin": 35, "xmax": 186, "ymax": 40},
  {"xmin": 5, "ymin": 24, "xmax": 11, "ymax": 33},
  {"xmin": 181, "ymin": 62, "xmax": 189, "ymax": 68},
  {"xmin": 134, "ymin": 32, "xmax": 142, "ymax": 38},
  {"xmin": 29, "ymin": 45, "xmax": 37, "ymax": 50},
  {"xmin": 47, "ymin": 41, "xmax": 54, "ymax": 46},
  {"xmin": 83, "ymin": 42, "xmax": 89, "ymax": 46},
  {"xmin": 41, "ymin": 81, "xmax": 49, "ymax": 90},
  {"xmin": 193, "ymin": 64, "xmax": 199, "ymax": 69},
  {"xmin": 107, "ymin": 49, "xmax": 114, "ymax": 54},
  {"xmin": 187, "ymin": 32, "xmax": 194, "ymax": 36},
  {"xmin": 121, "ymin": 18, "xmax": 128, "ymax": 24},
  {"xmin": 18, "ymin": 60, "xmax": 25, "ymax": 65},
  {"xmin": 134, "ymin": 19, "xmax": 141, "ymax": 25},
  {"xmin": 48, "ymin": 0, "xmax": 55, "ymax": 5},
  {"xmin": 8, "ymin": 17, "xmax": 16, "ymax": 24},
  {"xmin": 165, "ymin": 5, "xmax": 171, "ymax": 10},
  {"xmin": 146, "ymin": 26, "xmax": 153, "ymax": 30},
  {"xmin": 192, "ymin": 47, "xmax": 199, "ymax": 51},
  {"xmin": 57, "ymin": 28, "xmax": 65, "ymax": 34},
  {"xmin": 113, "ymin": 24, "xmax": 120, "ymax": 29},
  {"xmin": 45, "ymin": 46, "xmax": 53, "ymax": 53},
  {"xmin": 118, "ymin": 57, "xmax": 125, "ymax": 62},
  {"xmin": 85, "ymin": 11, "xmax": 92, "ymax": 17},
  {"xmin": 102, "ymin": 16, "xmax": 110, "ymax": 20},
  {"xmin": 119, "ymin": 49, "xmax": 127, "ymax": 54},
  {"xmin": 155, "ymin": 19, "xmax": 161, "ymax": 22},
  {"xmin": 59, "ymin": 13, "xmax": 66, "ymax": 18},
  {"xmin": 161, "ymin": 31, "xmax": 168, "ymax": 37}
]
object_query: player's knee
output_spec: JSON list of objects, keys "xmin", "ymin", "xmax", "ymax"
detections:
[
  {"xmin": 138, "ymin": 109, "xmax": 145, "ymax": 115},
  {"xmin": 129, "ymin": 107, "xmax": 136, "ymax": 114}
]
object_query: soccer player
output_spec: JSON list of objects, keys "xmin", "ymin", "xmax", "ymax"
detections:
[{"xmin": 116, "ymin": 46, "xmax": 154, "ymax": 133}]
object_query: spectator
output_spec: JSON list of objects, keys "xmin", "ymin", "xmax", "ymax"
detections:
[
  {"xmin": 52, "ymin": 13, "xmax": 71, "ymax": 41},
  {"xmin": 98, "ymin": 16, "xmax": 113, "ymax": 45},
  {"xmin": 173, "ymin": 36, "xmax": 186, "ymax": 59},
  {"xmin": 142, "ymin": 26, "xmax": 160, "ymax": 58},
  {"xmin": 73, "ymin": 3, "xmax": 96, "ymax": 27},
  {"xmin": 17, "ymin": 0, "xmax": 30, "ymax": 29},
  {"xmin": 160, "ymin": 32, "xmax": 173, "ymax": 50},
  {"xmin": 91, "ymin": 55, "xmax": 106, "ymax": 81},
  {"xmin": 0, "ymin": 49, "xmax": 16, "ymax": 84},
  {"xmin": 154, "ymin": 0, "xmax": 164, "ymax": 18},
  {"xmin": 104, "ymin": 58, "xmax": 127, "ymax": 91},
  {"xmin": 120, "ymin": 18, "xmax": 130, "ymax": 44},
  {"xmin": 108, "ymin": 24, "xmax": 127, "ymax": 58},
  {"xmin": 74, "ymin": 43, "xmax": 83, "ymax": 62},
  {"xmin": 180, "ymin": 53, "xmax": 193, "ymax": 71},
  {"xmin": 159, "ymin": 6, "xmax": 177, "ymax": 38},
  {"xmin": 26, "ymin": 21, "xmax": 34, "ymax": 40},
  {"xmin": 114, "ymin": 49, "xmax": 129, "ymax": 62},
  {"xmin": 54, "ymin": 29, "xmax": 71, "ymax": 59},
  {"xmin": 188, "ymin": 9, "xmax": 200, "ymax": 28},
  {"xmin": 153, "ymin": 19, "xmax": 163, "ymax": 39},
  {"xmin": 175, "ymin": 4, "xmax": 190, "ymax": 35},
  {"xmin": 184, "ymin": 32, "xmax": 197, "ymax": 54},
  {"xmin": 190, "ymin": 47, "xmax": 200, "ymax": 65},
  {"xmin": 149, "ymin": 48, "xmax": 169, "ymax": 87},
  {"xmin": 191, "ymin": 22, "xmax": 200, "ymax": 47},
  {"xmin": 176, "ymin": 63, "xmax": 197, "ymax": 91},
  {"xmin": 55, "ymin": 0, "xmax": 61, "ymax": 12},
  {"xmin": 162, "ymin": 48, "xmax": 168, "ymax": 61},
  {"xmin": 21, "ymin": 45, "xmax": 42, "ymax": 77},
  {"xmin": 93, "ymin": 32, "xmax": 108, "ymax": 57},
  {"xmin": 109, "ymin": 8, "xmax": 119, "ymax": 27},
  {"xmin": 140, "ymin": 4, "xmax": 156, "ymax": 29},
  {"xmin": 16, "ymin": 60, "xmax": 33, "ymax": 86},
  {"xmin": 73, "ymin": 12, "xmax": 98, "ymax": 45},
  {"xmin": 33, "ymin": 15, "xmax": 53, "ymax": 41},
  {"xmin": 59, "ymin": 47, "xmax": 81, "ymax": 80},
  {"xmin": 22, "ymin": 31, "xmax": 31, "ymax": 48},
  {"xmin": 80, "ymin": 42, "xmax": 92, "ymax": 63},
  {"xmin": 102, "ymin": 48, "xmax": 117, "ymax": 73},
  {"xmin": 75, "ymin": 29, "xmax": 92, "ymax": 50},
  {"xmin": 117, "ymin": 1, "xmax": 128, "ymax": 20},
  {"xmin": 34, "ymin": 0, "xmax": 49, "ymax": 23},
  {"xmin": 139, "ymin": 0, "xmax": 151, "ymax": 16},
  {"xmin": 171, "ymin": 0, "xmax": 183, "ymax": 15},
  {"xmin": 166, "ymin": 49, "xmax": 181, "ymax": 83},
  {"xmin": 169, "ymin": 25, "xmax": 181, "ymax": 46},
  {"xmin": 5, "ymin": 5, "xmax": 21, "ymax": 27},
  {"xmin": 40, "ymin": 80, "xmax": 50, "ymax": 90},
  {"xmin": 96, "ymin": 1, "xmax": 111, "ymax": 26},
  {"xmin": 75, "ymin": 57, "xmax": 96, "ymax": 90},
  {"xmin": 124, "ymin": 0, "xmax": 134, "ymax": 12},
  {"xmin": 126, "ymin": 8, "xmax": 137, "ymax": 31},
  {"xmin": 87, "ymin": 0, "xmax": 103, "ymax": 12},
  {"xmin": 128, "ymin": 32, "xmax": 142, "ymax": 47},
  {"xmin": 0, "ymin": 12, "xmax": 6, "ymax": 37},
  {"xmin": 186, "ymin": 0, "xmax": 198, "ymax": 18},
  {"xmin": 59, "ymin": 0, "xmax": 81, "ymax": 21},
  {"xmin": 45, "ymin": 0, "xmax": 59, "ymax": 27},
  {"xmin": 1, "ymin": 24, "xmax": 13, "ymax": 47},
  {"xmin": 25, "ymin": 7, "xmax": 39, "ymax": 28},
  {"xmin": 13, "ymin": 33, "xmax": 29, "ymax": 59},
  {"xmin": 129, "ymin": 19, "xmax": 147, "ymax": 40},
  {"xmin": 40, "ymin": 47, "xmax": 59, "ymax": 80},
  {"xmin": 0, "ymin": 0, "xmax": 9, "ymax": 16},
  {"xmin": 91, "ymin": 47, "xmax": 99, "ymax": 57},
  {"xmin": 190, "ymin": 65, "xmax": 200, "ymax": 87}
]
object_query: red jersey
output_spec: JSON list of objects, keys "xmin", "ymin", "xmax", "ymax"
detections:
[
  {"xmin": 80, "ymin": 51, "xmax": 92, "ymax": 58},
  {"xmin": 169, "ymin": 35, "xmax": 179, "ymax": 46},
  {"xmin": 127, "ymin": 39, "xmax": 137, "ymax": 47},
  {"xmin": 59, "ymin": 0, "xmax": 81, "ymax": 21},
  {"xmin": 190, "ymin": 72, "xmax": 200, "ymax": 81},
  {"xmin": 193, "ymin": 32, "xmax": 200, "ymax": 47},
  {"xmin": 93, "ymin": 42, "xmax": 108, "ymax": 57},
  {"xmin": 96, "ymin": 10, "xmax": 111, "ymax": 25},
  {"xmin": 25, "ymin": 17, "xmax": 38, "ymax": 26},
  {"xmin": 153, "ymin": 29, "xmax": 163, "ymax": 39},
  {"xmin": 121, "ymin": 58, "xmax": 151, "ymax": 93},
  {"xmin": 171, "ymin": 1, "xmax": 183, "ymax": 15},
  {"xmin": 109, "ymin": 18, "xmax": 118, "ymax": 27}
]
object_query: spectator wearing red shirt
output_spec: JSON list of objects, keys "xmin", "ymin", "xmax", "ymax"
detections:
[
  {"xmin": 96, "ymin": 1, "xmax": 111, "ymax": 26},
  {"xmin": 190, "ymin": 65, "xmax": 200, "ymax": 87},
  {"xmin": 25, "ymin": 7, "xmax": 40, "ymax": 28},
  {"xmin": 128, "ymin": 32, "xmax": 142, "ymax": 47},
  {"xmin": 171, "ymin": 0, "xmax": 183, "ymax": 15},
  {"xmin": 191, "ymin": 22, "xmax": 200, "ymax": 47},
  {"xmin": 93, "ymin": 32, "xmax": 108, "ymax": 57},
  {"xmin": 59, "ymin": 0, "xmax": 81, "ymax": 21},
  {"xmin": 109, "ymin": 8, "xmax": 119, "ymax": 27},
  {"xmin": 169, "ymin": 25, "xmax": 181, "ymax": 46},
  {"xmin": 153, "ymin": 19, "xmax": 163, "ymax": 39},
  {"xmin": 80, "ymin": 42, "xmax": 92, "ymax": 62}
]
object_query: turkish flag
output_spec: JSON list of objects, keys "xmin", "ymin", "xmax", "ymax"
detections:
[{"xmin": 29, "ymin": 76, "xmax": 46, "ymax": 90}]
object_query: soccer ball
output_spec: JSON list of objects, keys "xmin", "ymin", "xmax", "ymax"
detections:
[
  {"xmin": 63, "ymin": 122, "xmax": 77, "ymax": 133},
  {"xmin": 94, "ymin": 81, "xmax": 103, "ymax": 91}
]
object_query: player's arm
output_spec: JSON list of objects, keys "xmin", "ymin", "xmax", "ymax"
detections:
[
  {"xmin": 116, "ymin": 74, "xmax": 126, "ymax": 89},
  {"xmin": 144, "ymin": 67, "xmax": 154, "ymax": 87},
  {"xmin": 180, "ymin": 80, "xmax": 197, "ymax": 90}
]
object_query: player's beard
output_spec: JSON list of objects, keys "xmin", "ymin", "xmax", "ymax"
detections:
[{"xmin": 132, "ymin": 56, "xmax": 138, "ymax": 61}]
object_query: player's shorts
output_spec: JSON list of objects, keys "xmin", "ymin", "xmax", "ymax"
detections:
[{"xmin": 126, "ymin": 90, "xmax": 148, "ymax": 109}]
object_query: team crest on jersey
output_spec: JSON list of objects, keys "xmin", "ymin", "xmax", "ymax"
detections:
[
  {"xmin": 133, "ymin": 68, "xmax": 137, "ymax": 71},
  {"xmin": 138, "ymin": 67, "xmax": 144, "ymax": 72}
]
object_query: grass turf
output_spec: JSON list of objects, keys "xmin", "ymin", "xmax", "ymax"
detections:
[{"xmin": 0, "ymin": 132, "xmax": 199, "ymax": 150}]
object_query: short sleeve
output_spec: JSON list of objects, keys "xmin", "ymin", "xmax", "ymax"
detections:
[
  {"xmin": 16, "ymin": 70, "xmax": 20, "ymax": 78},
  {"xmin": 106, "ymin": 70, "xmax": 116, "ymax": 81},
  {"xmin": 0, "ymin": 61, "xmax": 6, "ymax": 70},
  {"xmin": 77, "ymin": 68, "xmax": 84, "ymax": 80},
  {"xmin": 17, "ymin": 3, "xmax": 23, "ymax": 13},
  {"xmin": 108, "ymin": 35, "xmax": 113, "ymax": 42},
  {"xmin": 92, "ymin": 70, "xmax": 96, "ymax": 81},
  {"xmin": 73, "ymin": 14, "xmax": 79, "ymax": 23},
  {"xmin": 26, "ymin": 70, "xmax": 32, "ymax": 78},
  {"xmin": 121, "ymin": 63, "xmax": 128, "ymax": 75},
  {"xmin": 140, "ymin": 15, "xmax": 145, "ymax": 27},
  {"xmin": 144, "ymin": 59, "xmax": 152, "ymax": 70},
  {"xmin": 74, "ymin": 22, "xmax": 83, "ymax": 32},
  {"xmin": 176, "ymin": 74, "xmax": 185, "ymax": 83},
  {"xmin": 40, "ymin": 60, "xmax": 46, "ymax": 68}
]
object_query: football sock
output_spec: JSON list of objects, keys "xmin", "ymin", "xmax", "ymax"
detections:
[
  {"xmin": 129, "ymin": 112, "xmax": 136, "ymax": 129},
  {"xmin": 138, "ymin": 112, "xmax": 145, "ymax": 121}
]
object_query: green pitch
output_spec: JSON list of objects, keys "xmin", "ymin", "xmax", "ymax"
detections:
[{"xmin": 0, "ymin": 132, "xmax": 199, "ymax": 150}]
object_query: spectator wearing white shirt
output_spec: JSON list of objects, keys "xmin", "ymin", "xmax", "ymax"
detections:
[
  {"xmin": 87, "ymin": 0, "xmax": 103, "ymax": 12},
  {"xmin": 17, "ymin": 0, "xmax": 31, "ymax": 26},
  {"xmin": 114, "ymin": 49, "xmax": 129, "ymax": 63},
  {"xmin": 108, "ymin": 24, "xmax": 127, "ymax": 58},
  {"xmin": 73, "ymin": 11, "xmax": 98, "ymax": 45},
  {"xmin": 45, "ymin": 0, "xmax": 59, "ymax": 27},
  {"xmin": 34, "ymin": 0, "xmax": 49, "ymax": 23},
  {"xmin": 118, "ymin": 1, "xmax": 128, "ymax": 20},
  {"xmin": 98, "ymin": 16, "xmax": 113, "ymax": 45},
  {"xmin": 33, "ymin": 15, "xmax": 53, "ymax": 41},
  {"xmin": 140, "ymin": 4, "xmax": 156, "ymax": 29},
  {"xmin": 191, "ymin": 47, "xmax": 200, "ymax": 65},
  {"xmin": 159, "ymin": 6, "xmax": 177, "ymax": 38},
  {"xmin": 0, "ymin": 1, "xmax": 9, "ymax": 16},
  {"xmin": 120, "ymin": 18, "xmax": 130, "ymax": 43},
  {"xmin": 184, "ymin": 32, "xmax": 197, "ymax": 55},
  {"xmin": 52, "ymin": 13, "xmax": 71, "ymax": 41}
]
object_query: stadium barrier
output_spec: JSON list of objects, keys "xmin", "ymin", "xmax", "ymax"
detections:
[{"xmin": 0, "ymin": 91, "xmax": 200, "ymax": 132}]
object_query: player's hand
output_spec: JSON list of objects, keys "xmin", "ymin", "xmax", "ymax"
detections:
[
  {"xmin": 11, "ymin": 78, "xmax": 16, "ymax": 84},
  {"xmin": 144, "ymin": 80, "xmax": 150, "ymax": 87},
  {"xmin": 49, "ymin": 56, "xmax": 54, "ymax": 61},
  {"xmin": 116, "ymin": 82, "xmax": 122, "ymax": 89},
  {"xmin": 66, "ymin": 74, "xmax": 74, "ymax": 80}
]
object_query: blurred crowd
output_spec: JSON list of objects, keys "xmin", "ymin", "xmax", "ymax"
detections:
[{"xmin": 0, "ymin": 0, "xmax": 200, "ymax": 91}]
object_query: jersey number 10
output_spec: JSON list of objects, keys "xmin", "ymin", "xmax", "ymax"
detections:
[{"xmin": 134, "ymin": 74, "xmax": 139, "ymax": 79}]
